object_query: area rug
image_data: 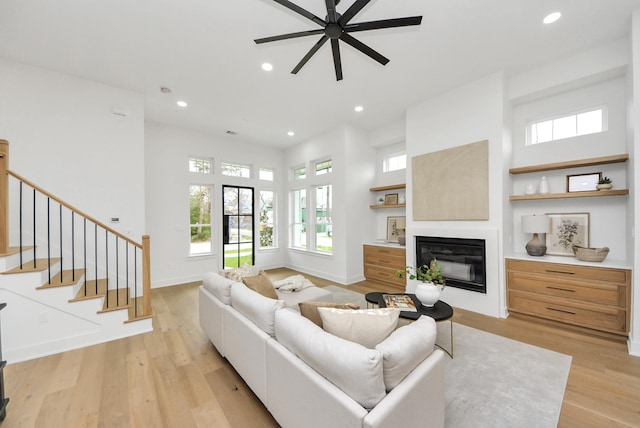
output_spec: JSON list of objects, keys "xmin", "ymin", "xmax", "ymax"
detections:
[{"xmin": 325, "ymin": 286, "xmax": 572, "ymax": 427}]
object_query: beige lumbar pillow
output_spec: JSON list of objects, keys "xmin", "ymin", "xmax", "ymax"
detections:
[
  {"xmin": 317, "ymin": 307, "xmax": 400, "ymax": 349},
  {"xmin": 242, "ymin": 270, "xmax": 278, "ymax": 300},
  {"xmin": 299, "ymin": 301, "xmax": 360, "ymax": 327}
]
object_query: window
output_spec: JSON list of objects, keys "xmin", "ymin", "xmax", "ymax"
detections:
[
  {"xmin": 293, "ymin": 166, "xmax": 306, "ymax": 180},
  {"xmin": 189, "ymin": 184, "xmax": 212, "ymax": 255},
  {"xmin": 221, "ymin": 162, "xmax": 251, "ymax": 178},
  {"xmin": 527, "ymin": 107, "xmax": 606, "ymax": 145},
  {"xmin": 291, "ymin": 189, "xmax": 306, "ymax": 248},
  {"xmin": 259, "ymin": 190, "xmax": 275, "ymax": 248},
  {"xmin": 189, "ymin": 157, "xmax": 212, "ymax": 174},
  {"xmin": 383, "ymin": 153, "xmax": 406, "ymax": 172},
  {"xmin": 315, "ymin": 159, "xmax": 332, "ymax": 175},
  {"xmin": 314, "ymin": 185, "xmax": 332, "ymax": 253},
  {"xmin": 259, "ymin": 168, "xmax": 274, "ymax": 181}
]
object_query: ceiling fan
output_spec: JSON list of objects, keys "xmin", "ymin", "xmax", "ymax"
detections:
[{"xmin": 254, "ymin": 0, "xmax": 422, "ymax": 81}]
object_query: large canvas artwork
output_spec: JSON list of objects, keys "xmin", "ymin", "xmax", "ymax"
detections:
[{"xmin": 412, "ymin": 140, "xmax": 489, "ymax": 221}]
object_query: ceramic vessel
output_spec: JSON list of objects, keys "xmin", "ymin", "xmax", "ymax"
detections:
[
  {"xmin": 596, "ymin": 183, "xmax": 612, "ymax": 190},
  {"xmin": 415, "ymin": 282, "xmax": 440, "ymax": 307}
]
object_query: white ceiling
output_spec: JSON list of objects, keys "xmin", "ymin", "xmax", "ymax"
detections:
[{"xmin": 1, "ymin": 0, "xmax": 640, "ymax": 148}]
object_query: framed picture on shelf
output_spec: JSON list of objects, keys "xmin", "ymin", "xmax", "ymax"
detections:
[
  {"xmin": 386, "ymin": 216, "xmax": 404, "ymax": 242},
  {"xmin": 545, "ymin": 212, "xmax": 590, "ymax": 256},
  {"xmin": 566, "ymin": 172, "xmax": 601, "ymax": 192},
  {"xmin": 384, "ymin": 193, "xmax": 399, "ymax": 205}
]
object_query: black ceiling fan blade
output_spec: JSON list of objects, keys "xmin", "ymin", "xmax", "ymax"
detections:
[
  {"xmin": 325, "ymin": 0, "xmax": 338, "ymax": 23},
  {"xmin": 255, "ymin": 29, "xmax": 325, "ymax": 44},
  {"xmin": 272, "ymin": 0, "xmax": 327, "ymax": 27},
  {"xmin": 338, "ymin": 0, "xmax": 372, "ymax": 25},
  {"xmin": 292, "ymin": 35, "xmax": 330, "ymax": 74},
  {"xmin": 330, "ymin": 39, "xmax": 343, "ymax": 81},
  {"xmin": 340, "ymin": 32, "xmax": 389, "ymax": 65},
  {"xmin": 344, "ymin": 16, "xmax": 423, "ymax": 33}
]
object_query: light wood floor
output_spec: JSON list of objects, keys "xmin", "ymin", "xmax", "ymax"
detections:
[{"xmin": 4, "ymin": 268, "xmax": 640, "ymax": 427}]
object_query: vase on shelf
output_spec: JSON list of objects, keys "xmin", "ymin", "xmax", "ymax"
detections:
[
  {"xmin": 538, "ymin": 176, "xmax": 550, "ymax": 194},
  {"xmin": 414, "ymin": 282, "xmax": 441, "ymax": 307}
]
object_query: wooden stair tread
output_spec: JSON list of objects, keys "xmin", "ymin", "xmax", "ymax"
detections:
[
  {"xmin": 37, "ymin": 269, "xmax": 85, "ymax": 289},
  {"xmin": 69, "ymin": 279, "xmax": 108, "ymax": 302},
  {"xmin": 98, "ymin": 288, "xmax": 131, "ymax": 313},
  {"xmin": 126, "ymin": 296, "xmax": 153, "ymax": 323},
  {"xmin": 0, "ymin": 245, "xmax": 34, "ymax": 257},
  {"xmin": 2, "ymin": 257, "xmax": 60, "ymax": 274}
]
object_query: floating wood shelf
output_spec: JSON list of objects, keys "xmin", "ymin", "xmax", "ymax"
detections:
[
  {"xmin": 509, "ymin": 154, "xmax": 629, "ymax": 175},
  {"xmin": 369, "ymin": 183, "xmax": 405, "ymax": 192},
  {"xmin": 509, "ymin": 189, "xmax": 629, "ymax": 201},
  {"xmin": 369, "ymin": 204, "xmax": 406, "ymax": 209}
]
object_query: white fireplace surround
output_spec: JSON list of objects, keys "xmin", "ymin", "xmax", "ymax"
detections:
[{"xmin": 406, "ymin": 227, "xmax": 504, "ymax": 318}]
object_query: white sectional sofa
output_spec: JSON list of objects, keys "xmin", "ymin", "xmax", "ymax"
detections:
[{"xmin": 199, "ymin": 272, "xmax": 445, "ymax": 428}]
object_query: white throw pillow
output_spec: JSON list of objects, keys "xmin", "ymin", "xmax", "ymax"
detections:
[
  {"xmin": 224, "ymin": 263, "xmax": 260, "ymax": 282},
  {"xmin": 230, "ymin": 282, "xmax": 284, "ymax": 337},
  {"xmin": 317, "ymin": 307, "xmax": 400, "ymax": 349},
  {"xmin": 375, "ymin": 315, "xmax": 437, "ymax": 391},
  {"xmin": 275, "ymin": 308, "xmax": 386, "ymax": 409},
  {"xmin": 202, "ymin": 272, "xmax": 235, "ymax": 305}
]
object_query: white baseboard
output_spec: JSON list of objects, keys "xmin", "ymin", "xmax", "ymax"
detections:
[{"xmin": 628, "ymin": 335, "xmax": 640, "ymax": 356}]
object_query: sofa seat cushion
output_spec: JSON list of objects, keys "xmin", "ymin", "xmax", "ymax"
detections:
[
  {"xmin": 242, "ymin": 271, "xmax": 278, "ymax": 299},
  {"xmin": 230, "ymin": 282, "xmax": 284, "ymax": 337},
  {"xmin": 275, "ymin": 308, "xmax": 386, "ymax": 410},
  {"xmin": 318, "ymin": 307, "xmax": 400, "ymax": 349},
  {"xmin": 375, "ymin": 315, "xmax": 437, "ymax": 391},
  {"xmin": 276, "ymin": 286, "xmax": 333, "ymax": 310},
  {"xmin": 202, "ymin": 272, "xmax": 235, "ymax": 305}
]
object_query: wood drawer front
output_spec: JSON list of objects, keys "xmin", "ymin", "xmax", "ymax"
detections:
[
  {"xmin": 509, "ymin": 291, "xmax": 627, "ymax": 334},
  {"xmin": 507, "ymin": 272, "xmax": 624, "ymax": 307},
  {"xmin": 506, "ymin": 259, "xmax": 629, "ymax": 284},
  {"xmin": 364, "ymin": 265, "xmax": 405, "ymax": 288},
  {"xmin": 364, "ymin": 253, "xmax": 405, "ymax": 269},
  {"xmin": 364, "ymin": 245, "xmax": 405, "ymax": 258}
]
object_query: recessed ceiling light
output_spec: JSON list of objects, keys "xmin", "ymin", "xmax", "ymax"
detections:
[
  {"xmin": 177, "ymin": 101, "xmax": 188, "ymax": 107},
  {"xmin": 543, "ymin": 12, "xmax": 561, "ymax": 24},
  {"xmin": 287, "ymin": 131, "xmax": 295, "ymax": 136},
  {"xmin": 354, "ymin": 105, "xmax": 364, "ymax": 112},
  {"xmin": 262, "ymin": 63, "xmax": 273, "ymax": 71}
]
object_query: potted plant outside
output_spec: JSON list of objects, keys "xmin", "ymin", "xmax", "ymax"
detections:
[
  {"xmin": 397, "ymin": 259, "xmax": 445, "ymax": 307},
  {"xmin": 596, "ymin": 176, "xmax": 612, "ymax": 190}
]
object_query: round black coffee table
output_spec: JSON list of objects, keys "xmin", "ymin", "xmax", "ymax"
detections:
[{"xmin": 365, "ymin": 292, "xmax": 454, "ymax": 357}]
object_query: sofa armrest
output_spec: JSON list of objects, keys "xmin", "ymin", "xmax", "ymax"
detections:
[
  {"xmin": 364, "ymin": 349, "xmax": 445, "ymax": 428},
  {"xmin": 199, "ymin": 285, "xmax": 226, "ymax": 356}
]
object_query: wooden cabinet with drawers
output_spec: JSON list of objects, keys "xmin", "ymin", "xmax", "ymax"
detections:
[
  {"xmin": 363, "ymin": 244, "xmax": 406, "ymax": 290},
  {"xmin": 506, "ymin": 258, "xmax": 631, "ymax": 337}
]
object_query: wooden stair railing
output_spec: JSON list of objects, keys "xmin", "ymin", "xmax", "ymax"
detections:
[{"xmin": 0, "ymin": 139, "xmax": 151, "ymax": 321}]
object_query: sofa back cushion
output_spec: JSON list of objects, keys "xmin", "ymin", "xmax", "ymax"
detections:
[
  {"xmin": 202, "ymin": 272, "xmax": 235, "ymax": 305},
  {"xmin": 275, "ymin": 308, "xmax": 386, "ymax": 410},
  {"xmin": 230, "ymin": 282, "xmax": 284, "ymax": 337},
  {"xmin": 375, "ymin": 315, "xmax": 437, "ymax": 391},
  {"xmin": 317, "ymin": 307, "xmax": 400, "ymax": 349}
]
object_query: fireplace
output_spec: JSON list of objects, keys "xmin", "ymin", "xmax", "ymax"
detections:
[{"xmin": 416, "ymin": 236, "xmax": 486, "ymax": 293}]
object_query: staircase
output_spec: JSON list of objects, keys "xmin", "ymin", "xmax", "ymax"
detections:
[{"xmin": 0, "ymin": 140, "xmax": 153, "ymax": 363}]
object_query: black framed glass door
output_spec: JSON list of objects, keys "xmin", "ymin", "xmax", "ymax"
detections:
[{"xmin": 222, "ymin": 185, "xmax": 255, "ymax": 268}]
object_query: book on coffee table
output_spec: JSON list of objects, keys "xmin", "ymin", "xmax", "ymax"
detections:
[{"xmin": 383, "ymin": 294, "xmax": 417, "ymax": 312}]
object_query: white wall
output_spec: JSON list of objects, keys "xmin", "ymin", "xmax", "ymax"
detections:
[
  {"xmin": 0, "ymin": 58, "xmax": 146, "ymax": 239},
  {"xmin": 285, "ymin": 125, "xmax": 376, "ymax": 284},
  {"xmin": 144, "ymin": 122, "xmax": 286, "ymax": 287},
  {"xmin": 405, "ymin": 72, "xmax": 506, "ymax": 318}
]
